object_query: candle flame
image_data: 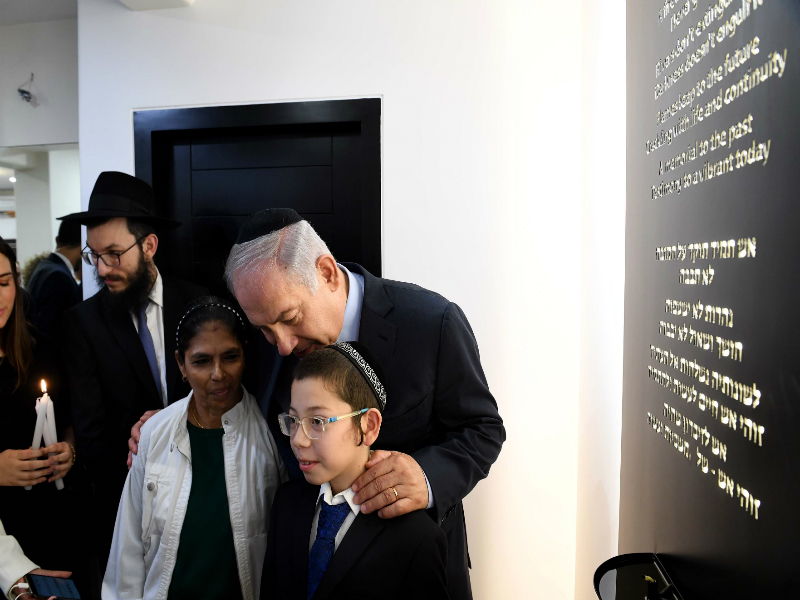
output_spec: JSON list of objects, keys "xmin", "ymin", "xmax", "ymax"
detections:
[{"xmin": 41, "ymin": 380, "xmax": 47, "ymax": 393}]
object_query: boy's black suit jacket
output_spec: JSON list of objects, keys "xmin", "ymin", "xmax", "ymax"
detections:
[
  {"xmin": 257, "ymin": 263, "xmax": 506, "ymax": 600},
  {"xmin": 60, "ymin": 274, "xmax": 207, "ymax": 561},
  {"xmin": 27, "ymin": 253, "xmax": 81, "ymax": 336},
  {"xmin": 262, "ymin": 480, "xmax": 449, "ymax": 600}
]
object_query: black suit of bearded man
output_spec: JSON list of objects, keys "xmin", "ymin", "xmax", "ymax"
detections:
[
  {"xmin": 258, "ymin": 263, "xmax": 505, "ymax": 600},
  {"xmin": 61, "ymin": 275, "xmax": 207, "ymax": 567},
  {"xmin": 27, "ymin": 253, "xmax": 81, "ymax": 337}
]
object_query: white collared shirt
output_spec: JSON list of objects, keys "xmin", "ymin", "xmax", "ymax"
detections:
[
  {"xmin": 103, "ymin": 388, "xmax": 287, "ymax": 600},
  {"xmin": 130, "ymin": 270, "xmax": 168, "ymax": 407},
  {"xmin": 53, "ymin": 251, "xmax": 76, "ymax": 279},
  {"xmin": 308, "ymin": 482, "xmax": 361, "ymax": 553},
  {"xmin": 337, "ymin": 264, "xmax": 364, "ymax": 343}
]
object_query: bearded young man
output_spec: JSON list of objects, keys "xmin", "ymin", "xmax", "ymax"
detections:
[{"xmin": 59, "ymin": 172, "xmax": 206, "ymax": 574}]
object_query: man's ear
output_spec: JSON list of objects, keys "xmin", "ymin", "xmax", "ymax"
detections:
[
  {"xmin": 141, "ymin": 233, "xmax": 159, "ymax": 260},
  {"xmin": 316, "ymin": 255, "xmax": 341, "ymax": 292},
  {"xmin": 361, "ymin": 408, "xmax": 382, "ymax": 446}
]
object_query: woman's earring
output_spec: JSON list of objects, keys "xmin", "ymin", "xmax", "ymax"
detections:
[{"xmin": 181, "ymin": 375, "xmax": 187, "ymax": 382}]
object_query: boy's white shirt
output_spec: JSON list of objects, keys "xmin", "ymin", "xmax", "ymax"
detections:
[{"xmin": 308, "ymin": 482, "xmax": 362, "ymax": 553}]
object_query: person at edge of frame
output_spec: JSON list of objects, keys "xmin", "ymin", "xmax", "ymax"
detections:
[{"xmin": 26, "ymin": 219, "xmax": 82, "ymax": 338}]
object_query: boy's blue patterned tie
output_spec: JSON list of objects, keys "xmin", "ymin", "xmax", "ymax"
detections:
[
  {"xmin": 307, "ymin": 501, "xmax": 351, "ymax": 599},
  {"xmin": 138, "ymin": 302, "xmax": 163, "ymax": 402}
]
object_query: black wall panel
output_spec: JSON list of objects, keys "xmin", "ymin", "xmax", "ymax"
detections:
[
  {"xmin": 191, "ymin": 166, "xmax": 333, "ymax": 215},
  {"xmin": 622, "ymin": 2, "xmax": 800, "ymax": 596},
  {"xmin": 133, "ymin": 100, "xmax": 381, "ymax": 295}
]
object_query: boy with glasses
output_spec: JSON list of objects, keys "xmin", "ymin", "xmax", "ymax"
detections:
[{"xmin": 262, "ymin": 342, "xmax": 449, "ymax": 600}]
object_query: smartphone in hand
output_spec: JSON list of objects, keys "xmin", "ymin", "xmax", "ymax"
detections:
[{"xmin": 26, "ymin": 574, "xmax": 81, "ymax": 599}]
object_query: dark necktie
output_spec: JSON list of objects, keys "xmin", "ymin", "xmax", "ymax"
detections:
[
  {"xmin": 138, "ymin": 301, "xmax": 163, "ymax": 402},
  {"xmin": 307, "ymin": 501, "xmax": 351, "ymax": 599}
]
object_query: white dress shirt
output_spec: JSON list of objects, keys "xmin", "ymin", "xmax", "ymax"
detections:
[
  {"xmin": 336, "ymin": 264, "xmax": 435, "ymax": 509},
  {"xmin": 103, "ymin": 388, "xmax": 287, "ymax": 600},
  {"xmin": 0, "ymin": 519, "xmax": 37, "ymax": 600},
  {"xmin": 53, "ymin": 251, "xmax": 76, "ymax": 278},
  {"xmin": 308, "ymin": 482, "xmax": 361, "ymax": 553},
  {"xmin": 130, "ymin": 270, "xmax": 168, "ymax": 407}
]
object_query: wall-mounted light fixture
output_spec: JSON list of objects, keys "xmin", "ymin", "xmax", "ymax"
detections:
[{"xmin": 17, "ymin": 74, "xmax": 34, "ymax": 103}]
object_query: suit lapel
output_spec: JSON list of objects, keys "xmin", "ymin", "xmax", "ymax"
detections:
[
  {"xmin": 100, "ymin": 290, "xmax": 159, "ymax": 402},
  {"xmin": 292, "ymin": 483, "xmax": 321, "ymax": 598},
  {"xmin": 161, "ymin": 277, "xmax": 181, "ymax": 403},
  {"xmin": 312, "ymin": 513, "xmax": 386, "ymax": 600},
  {"xmin": 343, "ymin": 262, "xmax": 397, "ymax": 369}
]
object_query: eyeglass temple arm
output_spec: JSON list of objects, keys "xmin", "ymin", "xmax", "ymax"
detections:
[{"xmin": 328, "ymin": 408, "xmax": 369, "ymax": 423}]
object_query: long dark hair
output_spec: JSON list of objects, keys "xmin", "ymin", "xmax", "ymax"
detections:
[{"xmin": 0, "ymin": 238, "xmax": 34, "ymax": 389}]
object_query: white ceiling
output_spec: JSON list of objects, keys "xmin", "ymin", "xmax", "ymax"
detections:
[{"xmin": 0, "ymin": 0, "xmax": 77, "ymax": 26}]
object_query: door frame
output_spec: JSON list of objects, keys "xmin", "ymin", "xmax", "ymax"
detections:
[{"xmin": 132, "ymin": 97, "xmax": 382, "ymax": 274}]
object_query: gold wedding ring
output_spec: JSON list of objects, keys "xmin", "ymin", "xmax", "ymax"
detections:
[{"xmin": 391, "ymin": 487, "xmax": 398, "ymax": 502}]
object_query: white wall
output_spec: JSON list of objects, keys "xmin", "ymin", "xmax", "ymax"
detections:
[
  {"xmin": 49, "ymin": 148, "xmax": 82, "ymax": 237},
  {"xmin": 77, "ymin": 1, "xmax": 626, "ymax": 597},
  {"xmin": 14, "ymin": 152, "xmax": 50, "ymax": 269},
  {"xmin": 0, "ymin": 19, "xmax": 79, "ymax": 147},
  {"xmin": 574, "ymin": 1, "xmax": 626, "ymax": 598}
]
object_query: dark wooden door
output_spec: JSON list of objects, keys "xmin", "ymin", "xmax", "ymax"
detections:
[{"xmin": 133, "ymin": 100, "xmax": 381, "ymax": 295}]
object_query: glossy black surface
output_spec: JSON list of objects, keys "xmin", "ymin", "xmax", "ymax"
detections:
[
  {"xmin": 622, "ymin": 2, "xmax": 800, "ymax": 596},
  {"xmin": 595, "ymin": 554, "xmax": 683, "ymax": 600},
  {"xmin": 133, "ymin": 99, "xmax": 382, "ymax": 293}
]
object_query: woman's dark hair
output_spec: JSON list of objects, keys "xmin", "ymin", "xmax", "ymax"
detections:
[
  {"xmin": 294, "ymin": 348, "xmax": 381, "ymax": 445},
  {"xmin": 0, "ymin": 238, "xmax": 34, "ymax": 390},
  {"xmin": 175, "ymin": 296, "xmax": 248, "ymax": 361}
]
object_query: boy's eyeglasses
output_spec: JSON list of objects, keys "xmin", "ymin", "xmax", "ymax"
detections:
[
  {"xmin": 278, "ymin": 409, "xmax": 369, "ymax": 440},
  {"xmin": 81, "ymin": 236, "xmax": 146, "ymax": 267}
]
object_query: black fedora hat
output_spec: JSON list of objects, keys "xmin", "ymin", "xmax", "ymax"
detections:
[{"xmin": 59, "ymin": 171, "xmax": 180, "ymax": 228}]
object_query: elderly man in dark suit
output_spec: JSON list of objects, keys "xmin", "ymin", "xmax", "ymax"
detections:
[
  {"xmin": 27, "ymin": 220, "xmax": 82, "ymax": 336},
  {"xmin": 227, "ymin": 209, "xmax": 505, "ymax": 600},
  {"xmin": 59, "ymin": 171, "xmax": 207, "ymax": 572}
]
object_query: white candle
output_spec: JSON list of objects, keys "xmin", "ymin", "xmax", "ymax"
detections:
[
  {"xmin": 30, "ymin": 397, "xmax": 47, "ymax": 451},
  {"xmin": 42, "ymin": 394, "xmax": 63, "ymax": 491},
  {"xmin": 25, "ymin": 380, "xmax": 64, "ymax": 491}
]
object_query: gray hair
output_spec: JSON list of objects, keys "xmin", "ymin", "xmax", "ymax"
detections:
[{"xmin": 224, "ymin": 220, "xmax": 331, "ymax": 293}]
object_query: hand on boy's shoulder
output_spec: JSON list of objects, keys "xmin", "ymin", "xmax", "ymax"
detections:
[{"xmin": 351, "ymin": 450, "xmax": 429, "ymax": 519}]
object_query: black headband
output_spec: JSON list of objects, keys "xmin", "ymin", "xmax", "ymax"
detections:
[
  {"xmin": 328, "ymin": 342, "xmax": 387, "ymax": 411},
  {"xmin": 175, "ymin": 302, "xmax": 247, "ymax": 346}
]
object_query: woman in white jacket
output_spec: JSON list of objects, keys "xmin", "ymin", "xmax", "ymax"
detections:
[{"xmin": 103, "ymin": 297, "xmax": 286, "ymax": 600}]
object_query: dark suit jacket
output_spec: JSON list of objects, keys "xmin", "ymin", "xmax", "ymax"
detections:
[
  {"xmin": 27, "ymin": 253, "xmax": 81, "ymax": 337},
  {"xmin": 258, "ymin": 263, "xmax": 505, "ymax": 600},
  {"xmin": 262, "ymin": 480, "xmax": 449, "ymax": 600},
  {"xmin": 61, "ymin": 275, "xmax": 206, "ymax": 561}
]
